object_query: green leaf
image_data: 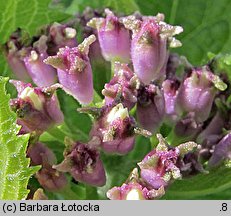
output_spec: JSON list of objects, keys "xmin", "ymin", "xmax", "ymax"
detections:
[
  {"xmin": 163, "ymin": 167, "xmax": 231, "ymax": 199},
  {"xmin": 0, "ymin": 76, "xmax": 39, "ymax": 200},
  {"xmin": 0, "ymin": 0, "xmax": 69, "ymax": 44},
  {"xmin": 57, "ymin": 89, "xmax": 92, "ymax": 142},
  {"xmin": 51, "ymin": 0, "xmax": 139, "ymax": 15},
  {"xmin": 135, "ymin": 0, "xmax": 231, "ymax": 65}
]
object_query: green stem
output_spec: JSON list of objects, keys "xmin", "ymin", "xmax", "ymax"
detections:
[
  {"xmin": 166, "ymin": 128, "xmax": 195, "ymax": 146},
  {"xmin": 110, "ymin": 61, "xmax": 115, "ymax": 79}
]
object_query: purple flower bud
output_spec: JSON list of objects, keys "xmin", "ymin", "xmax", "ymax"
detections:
[
  {"xmin": 44, "ymin": 35, "xmax": 96, "ymax": 104},
  {"xmin": 122, "ymin": 14, "xmax": 183, "ymax": 84},
  {"xmin": 84, "ymin": 103, "xmax": 151, "ymax": 154},
  {"xmin": 138, "ymin": 134, "xmax": 197, "ymax": 189},
  {"xmin": 89, "ymin": 103, "xmax": 137, "ymax": 154},
  {"xmin": 197, "ymin": 112, "xmax": 224, "ymax": 144},
  {"xmin": 6, "ymin": 37, "xmax": 30, "ymax": 81},
  {"xmin": 208, "ymin": 132, "xmax": 231, "ymax": 167},
  {"xmin": 176, "ymin": 67, "xmax": 227, "ymax": 123},
  {"xmin": 10, "ymin": 80, "xmax": 64, "ymax": 133},
  {"xmin": 27, "ymin": 142, "xmax": 67, "ymax": 191},
  {"xmin": 27, "ymin": 142, "xmax": 56, "ymax": 166},
  {"xmin": 174, "ymin": 112, "xmax": 202, "ymax": 138},
  {"xmin": 107, "ymin": 168, "xmax": 165, "ymax": 200},
  {"xmin": 102, "ymin": 62, "xmax": 138, "ymax": 109},
  {"xmin": 36, "ymin": 163, "xmax": 68, "ymax": 192},
  {"xmin": 162, "ymin": 79, "xmax": 180, "ymax": 121},
  {"xmin": 87, "ymin": 9, "xmax": 131, "ymax": 63},
  {"xmin": 54, "ymin": 141, "xmax": 106, "ymax": 187},
  {"xmin": 137, "ymin": 84, "xmax": 165, "ymax": 133},
  {"xmin": 24, "ymin": 36, "xmax": 57, "ymax": 87},
  {"xmin": 48, "ymin": 22, "xmax": 78, "ymax": 55}
]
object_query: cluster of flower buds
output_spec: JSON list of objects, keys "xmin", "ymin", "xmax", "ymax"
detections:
[
  {"xmin": 107, "ymin": 134, "xmax": 198, "ymax": 200},
  {"xmin": 5, "ymin": 7, "xmax": 231, "ymax": 199},
  {"xmin": 5, "ymin": 22, "xmax": 78, "ymax": 86}
]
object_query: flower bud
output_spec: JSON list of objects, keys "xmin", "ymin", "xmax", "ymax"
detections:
[
  {"xmin": 102, "ymin": 62, "xmax": 138, "ymax": 109},
  {"xmin": 6, "ymin": 35, "xmax": 30, "ymax": 81},
  {"xmin": 89, "ymin": 103, "xmax": 136, "ymax": 154},
  {"xmin": 54, "ymin": 141, "xmax": 106, "ymax": 187},
  {"xmin": 137, "ymin": 84, "xmax": 165, "ymax": 133},
  {"xmin": 84, "ymin": 103, "xmax": 151, "ymax": 154},
  {"xmin": 121, "ymin": 14, "xmax": 183, "ymax": 84},
  {"xmin": 176, "ymin": 67, "xmax": 227, "ymax": 123},
  {"xmin": 44, "ymin": 35, "xmax": 96, "ymax": 104},
  {"xmin": 48, "ymin": 22, "xmax": 78, "ymax": 55},
  {"xmin": 27, "ymin": 142, "xmax": 56, "ymax": 166},
  {"xmin": 138, "ymin": 134, "xmax": 197, "ymax": 189},
  {"xmin": 208, "ymin": 132, "xmax": 231, "ymax": 168},
  {"xmin": 10, "ymin": 80, "xmax": 64, "ymax": 133},
  {"xmin": 162, "ymin": 79, "xmax": 180, "ymax": 121},
  {"xmin": 27, "ymin": 142, "xmax": 67, "ymax": 191},
  {"xmin": 107, "ymin": 168, "xmax": 165, "ymax": 200},
  {"xmin": 87, "ymin": 9, "xmax": 131, "ymax": 63},
  {"xmin": 174, "ymin": 112, "xmax": 202, "ymax": 138},
  {"xmin": 24, "ymin": 36, "xmax": 57, "ymax": 87},
  {"xmin": 36, "ymin": 163, "xmax": 68, "ymax": 192}
]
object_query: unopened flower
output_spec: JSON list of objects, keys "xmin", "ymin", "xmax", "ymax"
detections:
[
  {"xmin": 27, "ymin": 142, "xmax": 57, "ymax": 166},
  {"xmin": 137, "ymin": 84, "xmax": 165, "ymax": 133},
  {"xmin": 27, "ymin": 142, "xmax": 67, "ymax": 191},
  {"xmin": 176, "ymin": 67, "xmax": 227, "ymax": 123},
  {"xmin": 80, "ymin": 103, "xmax": 151, "ymax": 154},
  {"xmin": 36, "ymin": 162, "xmax": 68, "ymax": 192},
  {"xmin": 107, "ymin": 168, "xmax": 165, "ymax": 200},
  {"xmin": 24, "ymin": 36, "xmax": 57, "ymax": 87},
  {"xmin": 162, "ymin": 79, "xmax": 180, "ymax": 120},
  {"xmin": 44, "ymin": 35, "xmax": 96, "ymax": 104},
  {"xmin": 5, "ymin": 32, "xmax": 30, "ymax": 81},
  {"xmin": 208, "ymin": 132, "xmax": 231, "ymax": 168},
  {"xmin": 54, "ymin": 140, "xmax": 106, "ymax": 187},
  {"xmin": 87, "ymin": 9, "xmax": 131, "ymax": 63},
  {"xmin": 102, "ymin": 62, "xmax": 138, "ymax": 109},
  {"xmin": 48, "ymin": 22, "xmax": 78, "ymax": 55},
  {"xmin": 174, "ymin": 112, "xmax": 202, "ymax": 138},
  {"xmin": 121, "ymin": 14, "xmax": 183, "ymax": 84},
  {"xmin": 138, "ymin": 134, "xmax": 197, "ymax": 189},
  {"xmin": 10, "ymin": 80, "xmax": 64, "ymax": 133}
]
